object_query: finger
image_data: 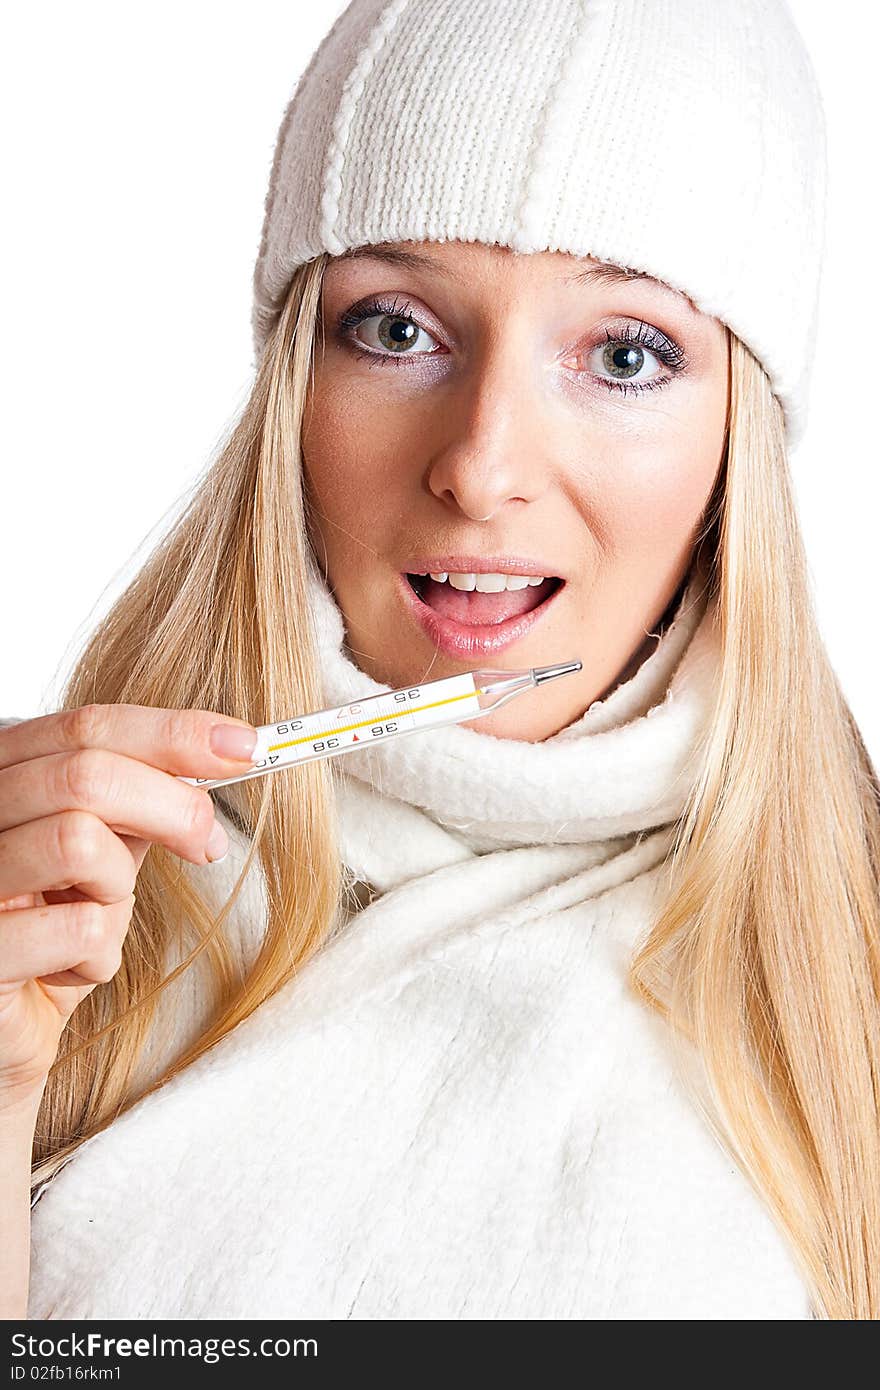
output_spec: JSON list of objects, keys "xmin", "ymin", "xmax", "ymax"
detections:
[
  {"xmin": 0, "ymin": 812, "xmax": 136, "ymax": 905},
  {"xmin": 0, "ymin": 895, "xmax": 134, "ymax": 988},
  {"xmin": 0, "ymin": 703, "xmax": 258, "ymax": 780},
  {"xmin": 0, "ymin": 750, "xmax": 229, "ymax": 866},
  {"xmin": 41, "ymin": 833, "xmax": 150, "ymax": 906}
]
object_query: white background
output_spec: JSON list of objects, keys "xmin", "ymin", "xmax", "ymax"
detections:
[{"xmin": 2, "ymin": 2, "xmax": 876, "ymax": 760}]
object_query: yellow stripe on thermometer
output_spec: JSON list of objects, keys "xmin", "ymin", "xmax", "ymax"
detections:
[{"xmin": 178, "ymin": 661, "xmax": 582, "ymax": 792}]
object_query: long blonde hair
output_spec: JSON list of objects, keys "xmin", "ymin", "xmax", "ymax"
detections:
[{"xmin": 31, "ymin": 253, "xmax": 880, "ymax": 1319}]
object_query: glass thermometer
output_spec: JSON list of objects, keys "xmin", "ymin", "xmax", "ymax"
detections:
[{"xmin": 178, "ymin": 661, "xmax": 582, "ymax": 792}]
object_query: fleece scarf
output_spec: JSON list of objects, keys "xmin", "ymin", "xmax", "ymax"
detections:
[{"xmin": 25, "ymin": 557, "xmax": 813, "ymax": 1319}]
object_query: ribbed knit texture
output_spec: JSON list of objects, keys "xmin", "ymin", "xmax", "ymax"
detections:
[{"xmin": 252, "ymin": 0, "xmax": 827, "ymax": 448}]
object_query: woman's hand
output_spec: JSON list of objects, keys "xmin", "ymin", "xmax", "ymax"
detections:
[{"xmin": 0, "ymin": 704, "xmax": 257, "ymax": 1112}]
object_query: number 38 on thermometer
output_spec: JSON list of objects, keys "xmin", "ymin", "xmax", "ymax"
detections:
[{"xmin": 178, "ymin": 661, "xmax": 581, "ymax": 793}]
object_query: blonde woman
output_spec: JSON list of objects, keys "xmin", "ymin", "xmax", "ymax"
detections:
[{"xmin": 2, "ymin": 0, "xmax": 877, "ymax": 1321}]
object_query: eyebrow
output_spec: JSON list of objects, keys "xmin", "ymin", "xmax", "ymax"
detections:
[{"xmin": 336, "ymin": 243, "xmax": 672, "ymax": 294}]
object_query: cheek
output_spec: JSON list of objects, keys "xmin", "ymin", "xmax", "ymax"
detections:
[
  {"xmin": 301, "ymin": 373, "xmax": 390, "ymax": 528},
  {"xmin": 302, "ymin": 367, "xmax": 426, "ymax": 512},
  {"xmin": 555, "ymin": 336, "xmax": 727, "ymax": 556},
  {"xmin": 572, "ymin": 424, "xmax": 723, "ymax": 558},
  {"xmin": 595, "ymin": 371, "xmax": 726, "ymax": 548}
]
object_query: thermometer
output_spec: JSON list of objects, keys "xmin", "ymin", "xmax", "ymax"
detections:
[{"xmin": 178, "ymin": 661, "xmax": 582, "ymax": 792}]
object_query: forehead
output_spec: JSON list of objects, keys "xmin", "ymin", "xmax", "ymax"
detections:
[{"xmin": 333, "ymin": 240, "xmax": 702, "ymax": 314}]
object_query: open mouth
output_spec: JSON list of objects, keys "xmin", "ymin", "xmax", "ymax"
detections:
[{"xmin": 405, "ymin": 573, "xmax": 564, "ymax": 626}]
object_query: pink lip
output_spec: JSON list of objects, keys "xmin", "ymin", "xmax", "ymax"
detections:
[
  {"xmin": 405, "ymin": 555, "xmax": 563, "ymax": 579},
  {"xmin": 396, "ymin": 572, "xmax": 566, "ymax": 660}
]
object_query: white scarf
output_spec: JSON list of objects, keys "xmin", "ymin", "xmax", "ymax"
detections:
[{"xmin": 26, "ymin": 552, "xmax": 814, "ymax": 1319}]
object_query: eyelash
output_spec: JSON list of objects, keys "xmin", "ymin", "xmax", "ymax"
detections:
[{"xmin": 335, "ymin": 295, "xmax": 690, "ymax": 396}]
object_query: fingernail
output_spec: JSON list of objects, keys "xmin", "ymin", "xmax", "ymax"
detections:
[
  {"xmin": 205, "ymin": 819, "xmax": 230, "ymax": 864},
  {"xmin": 210, "ymin": 723, "xmax": 258, "ymax": 761}
]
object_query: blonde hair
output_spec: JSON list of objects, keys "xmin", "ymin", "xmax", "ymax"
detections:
[{"xmin": 31, "ymin": 254, "xmax": 880, "ymax": 1320}]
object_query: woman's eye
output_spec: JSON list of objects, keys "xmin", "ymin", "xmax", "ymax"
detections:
[
  {"xmin": 562, "ymin": 340, "xmax": 665, "ymax": 390},
  {"xmin": 341, "ymin": 308, "xmax": 442, "ymax": 360},
  {"xmin": 364, "ymin": 312, "xmax": 439, "ymax": 356}
]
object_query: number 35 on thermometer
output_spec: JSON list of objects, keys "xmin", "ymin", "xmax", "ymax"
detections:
[{"xmin": 178, "ymin": 661, "xmax": 581, "ymax": 793}]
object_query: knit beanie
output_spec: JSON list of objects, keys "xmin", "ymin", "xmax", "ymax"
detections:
[{"xmin": 251, "ymin": 0, "xmax": 827, "ymax": 451}]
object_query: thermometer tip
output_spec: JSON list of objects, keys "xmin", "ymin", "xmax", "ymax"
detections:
[{"xmin": 532, "ymin": 660, "xmax": 582, "ymax": 686}]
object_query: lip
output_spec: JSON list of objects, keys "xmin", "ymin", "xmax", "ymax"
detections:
[
  {"xmin": 396, "ymin": 571, "xmax": 566, "ymax": 659},
  {"xmin": 404, "ymin": 556, "xmax": 564, "ymax": 579}
]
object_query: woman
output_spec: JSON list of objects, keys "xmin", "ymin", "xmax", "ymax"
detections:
[{"xmin": 2, "ymin": 0, "xmax": 877, "ymax": 1320}]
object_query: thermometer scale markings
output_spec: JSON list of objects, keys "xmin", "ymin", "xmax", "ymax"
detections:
[
  {"xmin": 178, "ymin": 662, "xmax": 581, "ymax": 791},
  {"xmin": 266, "ymin": 685, "xmax": 484, "ymax": 754}
]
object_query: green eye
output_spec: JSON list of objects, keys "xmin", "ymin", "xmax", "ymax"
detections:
[
  {"xmin": 338, "ymin": 295, "xmax": 442, "ymax": 362},
  {"xmin": 603, "ymin": 341, "xmax": 646, "ymax": 380}
]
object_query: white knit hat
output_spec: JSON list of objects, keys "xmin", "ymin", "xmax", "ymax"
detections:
[{"xmin": 252, "ymin": 0, "xmax": 827, "ymax": 450}]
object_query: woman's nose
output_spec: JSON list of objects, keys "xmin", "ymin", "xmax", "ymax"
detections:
[{"xmin": 423, "ymin": 346, "xmax": 553, "ymax": 521}]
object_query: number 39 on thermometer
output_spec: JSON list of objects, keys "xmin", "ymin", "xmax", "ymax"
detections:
[{"xmin": 178, "ymin": 661, "xmax": 581, "ymax": 793}]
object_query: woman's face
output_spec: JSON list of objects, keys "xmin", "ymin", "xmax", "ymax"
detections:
[{"xmin": 302, "ymin": 238, "xmax": 728, "ymax": 740}]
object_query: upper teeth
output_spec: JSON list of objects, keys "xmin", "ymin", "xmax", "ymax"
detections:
[{"xmin": 418, "ymin": 571, "xmax": 547, "ymax": 591}]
